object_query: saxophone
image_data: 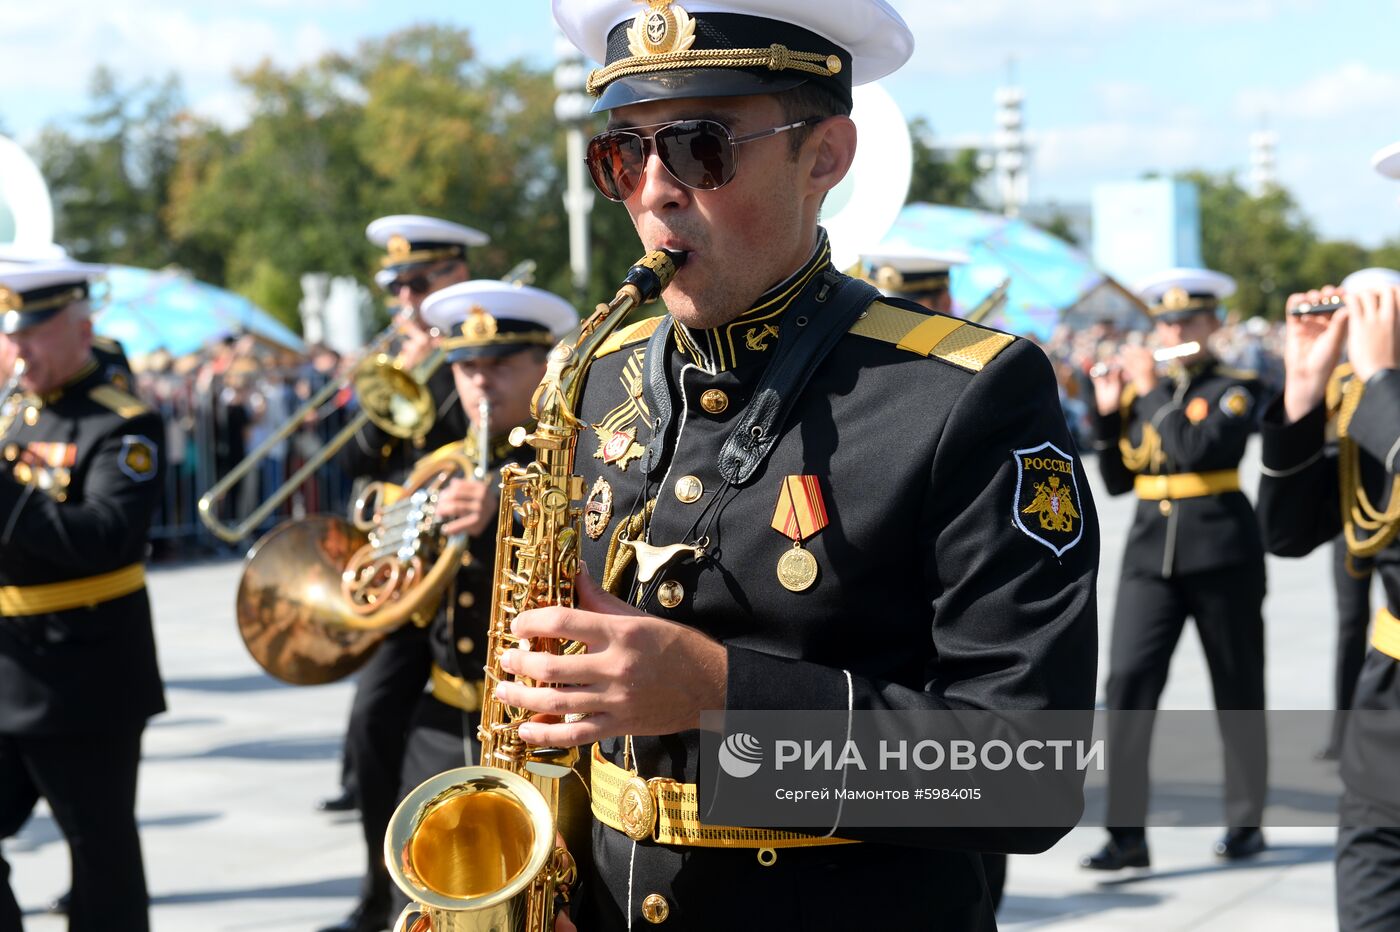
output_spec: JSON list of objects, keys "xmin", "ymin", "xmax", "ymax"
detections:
[
  {"xmin": 384, "ymin": 250, "xmax": 685, "ymax": 932},
  {"xmin": 0, "ymin": 359, "xmax": 27, "ymax": 441}
]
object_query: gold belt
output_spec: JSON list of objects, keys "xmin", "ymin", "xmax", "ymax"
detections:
[
  {"xmin": 1135, "ymin": 470, "xmax": 1241, "ymax": 501},
  {"xmin": 589, "ymin": 744, "xmax": 856, "ymax": 851},
  {"xmin": 1374, "ymin": 608, "xmax": 1400, "ymax": 663},
  {"xmin": 0, "ymin": 564, "xmax": 146, "ymax": 616},
  {"xmin": 430, "ymin": 664, "xmax": 485, "ymax": 713}
]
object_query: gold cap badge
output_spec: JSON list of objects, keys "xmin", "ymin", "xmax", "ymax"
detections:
[
  {"xmin": 1162, "ymin": 287, "xmax": 1192, "ymax": 311},
  {"xmin": 386, "ymin": 235, "xmax": 412, "ymax": 261},
  {"xmin": 874, "ymin": 266, "xmax": 905, "ymax": 292},
  {"xmin": 628, "ymin": 0, "xmax": 697, "ymax": 57},
  {"xmin": 462, "ymin": 305, "xmax": 499, "ymax": 342},
  {"xmin": 0, "ymin": 287, "xmax": 21, "ymax": 313}
]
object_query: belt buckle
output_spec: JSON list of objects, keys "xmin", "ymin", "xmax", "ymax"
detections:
[{"xmin": 618, "ymin": 775, "xmax": 658, "ymax": 841}]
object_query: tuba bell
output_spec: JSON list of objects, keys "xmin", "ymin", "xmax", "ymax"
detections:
[{"xmin": 385, "ymin": 249, "xmax": 685, "ymax": 932}]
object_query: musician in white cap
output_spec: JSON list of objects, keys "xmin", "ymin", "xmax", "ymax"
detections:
[
  {"xmin": 389, "ymin": 280, "xmax": 576, "ymax": 919},
  {"xmin": 0, "ymin": 261, "xmax": 165, "ymax": 931},
  {"xmin": 863, "ymin": 248, "xmax": 968, "ymax": 314},
  {"xmin": 318, "ymin": 215, "xmax": 489, "ymax": 932},
  {"xmin": 1257, "ymin": 141, "xmax": 1400, "ymax": 931},
  {"xmin": 487, "ymin": 2, "xmax": 1101, "ymax": 929},
  {"xmin": 1084, "ymin": 267, "xmax": 1269, "ymax": 870}
]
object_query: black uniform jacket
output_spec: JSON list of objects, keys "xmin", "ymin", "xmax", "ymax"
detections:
[
  {"xmin": 0, "ymin": 358, "xmax": 166, "ymax": 734},
  {"xmin": 342, "ymin": 363, "xmax": 470, "ymax": 485},
  {"xmin": 1092, "ymin": 357, "xmax": 1266, "ymax": 577},
  {"xmin": 571, "ymin": 240, "xmax": 1100, "ymax": 930},
  {"xmin": 1258, "ymin": 368, "xmax": 1400, "ymax": 815}
]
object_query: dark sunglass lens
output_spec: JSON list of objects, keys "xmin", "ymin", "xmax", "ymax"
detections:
[
  {"xmin": 587, "ymin": 132, "xmax": 645, "ymax": 201},
  {"xmin": 390, "ymin": 275, "xmax": 429, "ymax": 294},
  {"xmin": 656, "ymin": 120, "xmax": 732, "ymax": 190}
]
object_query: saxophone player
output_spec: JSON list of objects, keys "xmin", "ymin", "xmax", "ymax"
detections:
[
  {"xmin": 0, "ymin": 261, "xmax": 166, "ymax": 932},
  {"xmin": 486, "ymin": 3, "xmax": 1101, "ymax": 929},
  {"xmin": 389, "ymin": 280, "xmax": 576, "ymax": 917}
]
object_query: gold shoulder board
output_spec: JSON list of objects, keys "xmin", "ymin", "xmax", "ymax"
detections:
[
  {"xmin": 1215, "ymin": 366, "xmax": 1259, "ymax": 381},
  {"xmin": 849, "ymin": 302, "xmax": 1015, "ymax": 372},
  {"xmin": 595, "ymin": 314, "xmax": 665, "ymax": 360},
  {"xmin": 89, "ymin": 384, "xmax": 150, "ymax": 418}
]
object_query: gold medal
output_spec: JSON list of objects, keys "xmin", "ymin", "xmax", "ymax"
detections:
[{"xmin": 776, "ymin": 544, "xmax": 819, "ymax": 592}]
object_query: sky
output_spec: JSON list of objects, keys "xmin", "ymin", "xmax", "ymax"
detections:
[{"xmin": 2, "ymin": 0, "xmax": 1399, "ymax": 247}]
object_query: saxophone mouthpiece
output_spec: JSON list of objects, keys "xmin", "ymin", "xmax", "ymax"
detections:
[{"xmin": 624, "ymin": 250, "xmax": 689, "ymax": 305}]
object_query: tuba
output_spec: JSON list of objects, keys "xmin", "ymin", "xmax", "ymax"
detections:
[{"xmin": 384, "ymin": 250, "xmax": 685, "ymax": 932}]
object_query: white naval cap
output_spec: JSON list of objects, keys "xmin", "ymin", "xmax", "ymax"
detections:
[
  {"xmin": 422, "ymin": 280, "xmax": 577, "ymax": 362},
  {"xmin": 1134, "ymin": 267, "xmax": 1237, "ymax": 321},
  {"xmin": 860, "ymin": 248, "xmax": 969, "ymax": 296},
  {"xmin": 0, "ymin": 259, "xmax": 107, "ymax": 335},
  {"xmin": 366, "ymin": 214, "xmax": 490, "ymax": 273},
  {"xmin": 1373, "ymin": 140, "xmax": 1400, "ymax": 180},
  {"xmin": 1341, "ymin": 267, "xmax": 1400, "ymax": 293},
  {"xmin": 554, "ymin": 0, "xmax": 914, "ymax": 112}
]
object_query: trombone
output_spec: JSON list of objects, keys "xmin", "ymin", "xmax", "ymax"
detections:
[{"xmin": 197, "ymin": 317, "xmax": 443, "ymax": 543}]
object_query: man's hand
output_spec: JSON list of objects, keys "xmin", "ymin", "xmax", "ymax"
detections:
[
  {"xmin": 1118, "ymin": 345, "xmax": 1157, "ymax": 396},
  {"xmin": 493, "ymin": 570, "xmax": 728, "ymax": 748},
  {"xmin": 1282, "ymin": 287, "xmax": 1350, "ymax": 423},
  {"xmin": 437, "ymin": 478, "xmax": 499, "ymax": 538},
  {"xmin": 1346, "ymin": 286, "xmax": 1400, "ymax": 385},
  {"xmin": 1090, "ymin": 363, "xmax": 1124, "ymax": 417},
  {"xmin": 395, "ymin": 316, "xmax": 436, "ymax": 371}
]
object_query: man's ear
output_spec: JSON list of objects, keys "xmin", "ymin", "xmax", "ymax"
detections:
[{"xmin": 804, "ymin": 115, "xmax": 857, "ymax": 198}]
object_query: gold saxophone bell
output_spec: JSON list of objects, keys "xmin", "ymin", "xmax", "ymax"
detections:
[{"xmin": 385, "ymin": 767, "xmax": 565, "ymax": 932}]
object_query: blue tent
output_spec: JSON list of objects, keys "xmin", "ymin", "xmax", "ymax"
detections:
[
  {"xmin": 94, "ymin": 266, "xmax": 305, "ymax": 358},
  {"xmin": 876, "ymin": 203, "xmax": 1140, "ymax": 341}
]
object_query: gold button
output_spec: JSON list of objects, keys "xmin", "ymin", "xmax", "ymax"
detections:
[
  {"xmin": 674, "ymin": 475, "xmax": 703, "ymax": 504},
  {"xmin": 657, "ymin": 580, "xmax": 684, "ymax": 609},
  {"xmin": 700, "ymin": 389, "xmax": 729, "ymax": 415},
  {"xmin": 23, "ymin": 406, "xmax": 38, "ymax": 426},
  {"xmin": 460, "ymin": 552, "xmax": 474, "ymax": 568},
  {"xmin": 456, "ymin": 637, "xmax": 475, "ymax": 654},
  {"xmin": 3, "ymin": 444, "xmax": 16, "ymax": 462},
  {"xmin": 641, "ymin": 893, "xmax": 670, "ymax": 924},
  {"xmin": 458, "ymin": 591, "xmax": 476, "ymax": 609},
  {"xmin": 1159, "ymin": 500, "xmax": 1173, "ymax": 517}
]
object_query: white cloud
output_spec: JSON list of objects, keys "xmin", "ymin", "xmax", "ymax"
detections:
[
  {"xmin": 1236, "ymin": 62, "xmax": 1400, "ymax": 121},
  {"xmin": 6, "ymin": 2, "xmax": 334, "ymax": 99}
]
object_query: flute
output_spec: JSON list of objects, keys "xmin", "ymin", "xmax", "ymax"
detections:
[
  {"xmin": 1090, "ymin": 342, "xmax": 1201, "ymax": 378},
  {"xmin": 1289, "ymin": 296, "xmax": 1345, "ymax": 316}
]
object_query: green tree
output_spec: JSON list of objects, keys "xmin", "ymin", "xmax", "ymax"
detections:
[
  {"xmin": 906, "ymin": 118, "xmax": 987, "ymax": 208},
  {"xmin": 35, "ymin": 68, "xmax": 189, "ymax": 268},
  {"xmin": 1184, "ymin": 171, "xmax": 1316, "ymax": 320}
]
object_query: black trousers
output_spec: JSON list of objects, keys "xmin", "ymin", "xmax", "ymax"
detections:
[
  {"xmin": 1104, "ymin": 562, "xmax": 1268, "ymax": 834},
  {"xmin": 345, "ymin": 624, "xmax": 431, "ymax": 907},
  {"xmin": 0, "ymin": 727, "xmax": 148, "ymax": 932},
  {"xmin": 1330, "ymin": 537, "xmax": 1373, "ymax": 753},
  {"xmin": 388, "ymin": 696, "xmax": 481, "ymax": 916},
  {"xmin": 1337, "ymin": 791, "xmax": 1400, "ymax": 932}
]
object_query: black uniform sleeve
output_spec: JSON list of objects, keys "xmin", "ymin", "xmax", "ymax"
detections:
[
  {"xmin": 724, "ymin": 340, "xmax": 1100, "ymax": 852},
  {"xmin": 1139, "ymin": 381, "xmax": 1255, "ymax": 469},
  {"xmin": 1090, "ymin": 405, "xmax": 1136, "ymax": 496},
  {"xmin": 1256, "ymin": 397, "xmax": 1338, "ymax": 557},
  {"xmin": 0, "ymin": 410, "xmax": 164, "ymax": 569},
  {"xmin": 1347, "ymin": 369, "xmax": 1400, "ymax": 471}
]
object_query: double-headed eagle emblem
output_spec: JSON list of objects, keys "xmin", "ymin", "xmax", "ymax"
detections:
[{"xmin": 1022, "ymin": 475, "xmax": 1079, "ymax": 534}]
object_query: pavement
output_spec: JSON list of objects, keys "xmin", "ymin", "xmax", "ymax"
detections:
[{"xmin": 4, "ymin": 439, "xmax": 1346, "ymax": 930}]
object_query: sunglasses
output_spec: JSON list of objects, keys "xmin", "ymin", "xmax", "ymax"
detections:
[
  {"xmin": 585, "ymin": 117, "xmax": 819, "ymax": 202},
  {"xmin": 387, "ymin": 263, "xmax": 459, "ymax": 295}
]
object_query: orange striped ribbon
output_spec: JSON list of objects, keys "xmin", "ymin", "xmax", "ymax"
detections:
[{"xmin": 770, "ymin": 475, "xmax": 829, "ymax": 542}]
